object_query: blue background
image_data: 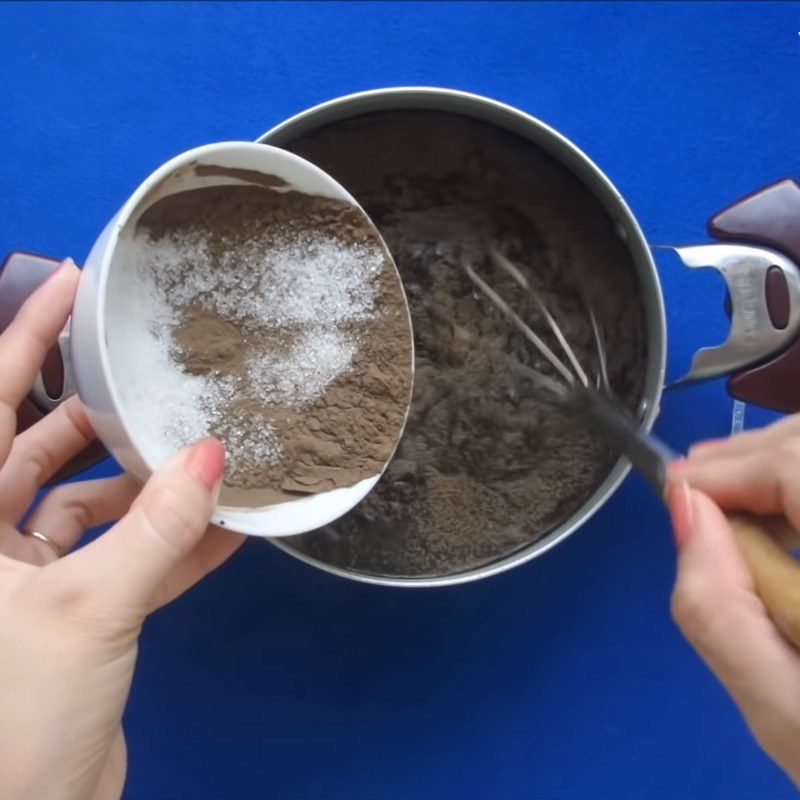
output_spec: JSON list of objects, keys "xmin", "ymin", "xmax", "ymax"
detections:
[{"xmin": 2, "ymin": 2, "xmax": 799, "ymax": 798}]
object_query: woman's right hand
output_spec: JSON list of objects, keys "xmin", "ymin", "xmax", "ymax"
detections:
[{"xmin": 668, "ymin": 420, "xmax": 800, "ymax": 788}]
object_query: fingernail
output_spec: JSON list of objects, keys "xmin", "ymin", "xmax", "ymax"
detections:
[
  {"xmin": 186, "ymin": 436, "xmax": 226, "ymax": 494},
  {"xmin": 687, "ymin": 439, "xmax": 718, "ymax": 458},
  {"xmin": 667, "ymin": 457, "xmax": 690, "ymax": 477},
  {"xmin": 665, "ymin": 480, "xmax": 694, "ymax": 548},
  {"xmin": 43, "ymin": 258, "xmax": 77, "ymax": 284}
]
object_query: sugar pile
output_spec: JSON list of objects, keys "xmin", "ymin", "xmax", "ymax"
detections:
[
  {"xmin": 248, "ymin": 328, "xmax": 357, "ymax": 405},
  {"xmin": 143, "ymin": 226, "xmax": 385, "ymax": 327}
]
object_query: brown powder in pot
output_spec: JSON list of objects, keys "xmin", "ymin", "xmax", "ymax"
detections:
[
  {"xmin": 279, "ymin": 111, "xmax": 647, "ymax": 577},
  {"xmin": 133, "ymin": 183, "xmax": 412, "ymax": 506}
]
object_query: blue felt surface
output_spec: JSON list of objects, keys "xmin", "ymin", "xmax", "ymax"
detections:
[{"xmin": 2, "ymin": 2, "xmax": 800, "ymax": 798}]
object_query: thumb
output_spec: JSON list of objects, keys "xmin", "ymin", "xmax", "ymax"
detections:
[
  {"xmin": 668, "ymin": 481, "xmax": 754, "ymax": 602},
  {"xmin": 666, "ymin": 481, "xmax": 800, "ymax": 710},
  {"xmin": 69, "ymin": 436, "xmax": 225, "ymax": 615}
]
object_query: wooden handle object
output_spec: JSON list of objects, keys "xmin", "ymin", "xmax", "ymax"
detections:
[{"xmin": 731, "ymin": 513, "xmax": 800, "ymax": 650}]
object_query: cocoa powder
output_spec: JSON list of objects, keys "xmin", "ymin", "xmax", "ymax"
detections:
[
  {"xmin": 133, "ymin": 183, "xmax": 412, "ymax": 506},
  {"xmin": 279, "ymin": 111, "xmax": 647, "ymax": 577}
]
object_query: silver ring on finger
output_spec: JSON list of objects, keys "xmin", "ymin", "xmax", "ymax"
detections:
[{"xmin": 20, "ymin": 529, "xmax": 64, "ymax": 559}]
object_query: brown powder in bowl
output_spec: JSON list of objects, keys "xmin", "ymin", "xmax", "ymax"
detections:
[{"xmin": 131, "ymin": 182, "xmax": 412, "ymax": 507}]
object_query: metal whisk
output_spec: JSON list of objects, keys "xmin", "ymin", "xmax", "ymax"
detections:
[
  {"xmin": 462, "ymin": 246, "xmax": 677, "ymax": 494},
  {"xmin": 464, "ymin": 247, "xmax": 800, "ymax": 658}
]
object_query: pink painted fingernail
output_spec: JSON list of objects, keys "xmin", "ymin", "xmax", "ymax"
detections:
[
  {"xmin": 665, "ymin": 480, "xmax": 694, "ymax": 548},
  {"xmin": 687, "ymin": 439, "xmax": 719, "ymax": 458},
  {"xmin": 43, "ymin": 262, "xmax": 66, "ymax": 282},
  {"xmin": 666, "ymin": 457, "xmax": 690, "ymax": 477},
  {"xmin": 43, "ymin": 258, "xmax": 76, "ymax": 284},
  {"xmin": 186, "ymin": 436, "xmax": 226, "ymax": 492}
]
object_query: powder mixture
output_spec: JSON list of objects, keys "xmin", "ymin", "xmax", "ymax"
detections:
[
  {"xmin": 278, "ymin": 111, "xmax": 648, "ymax": 577},
  {"xmin": 124, "ymin": 180, "xmax": 412, "ymax": 506}
]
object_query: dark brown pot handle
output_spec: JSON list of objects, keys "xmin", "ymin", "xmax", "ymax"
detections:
[
  {"xmin": 707, "ymin": 180, "xmax": 800, "ymax": 413},
  {"xmin": 0, "ymin": 251, "xmax": 108, "ymax": 484}
]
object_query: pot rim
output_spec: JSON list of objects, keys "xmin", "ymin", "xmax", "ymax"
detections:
[{"xmin": 257, "ymin": 86, "xmax": 667, "ymax": 588}]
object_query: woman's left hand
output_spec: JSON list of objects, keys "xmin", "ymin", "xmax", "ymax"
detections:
[{"xmin": 0, "ymin": 260, "xmax": 245, "ymax": 800}]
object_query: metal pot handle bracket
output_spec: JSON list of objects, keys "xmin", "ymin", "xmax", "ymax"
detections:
[
  {"xmin": 666, "ymin": 179, "xmax": 800, "ymax": 413},
  {"xmin": 0, "ymin": 251, "xmax": 107, "ymax": 482}
]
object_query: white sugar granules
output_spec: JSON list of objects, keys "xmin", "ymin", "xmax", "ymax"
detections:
[
  {"xmin": 115, "ymin": 283, "xmax": 278, "ymax": 467},
  {"xmin": 139, "ymin": 226, "xmax": 384, "ymax": 328},
  {"xmin": 222, "ymin": 408, "xmax": 284, "ymax": 469},
  {"xmin": 247, "ymin": 328, "xmax": 357, "ymax": 405}
]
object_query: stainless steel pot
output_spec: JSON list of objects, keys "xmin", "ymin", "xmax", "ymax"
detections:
[
  {"xmin": 5, "ymin": 87, "xmax": 798, "ymax": 587},
  {"xmin": 257, "ymin": 87, "xmax": 668, "ymax": 587},
  {"xmin": 258, "ymin": 86, "xmax": 800, "ymax": 587}
]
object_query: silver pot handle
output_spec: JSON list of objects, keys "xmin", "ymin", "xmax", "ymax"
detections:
[{"xmin": 656, "ymin": 242, "xmax": 800, "ymax": 388}]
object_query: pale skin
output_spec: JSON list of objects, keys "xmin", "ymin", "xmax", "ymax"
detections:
[
  {"xmin": 2, "ymin": 265, "xmax": 800, "ymax": 798},
  {"xmin": 0, "ymin": 261, "xmax": 244, "ymax": 799},
  {"xmin": 668, "ymin": 434, "xmax": 800, "ymax": 788}
]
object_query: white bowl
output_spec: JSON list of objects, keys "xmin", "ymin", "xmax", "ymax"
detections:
[{"xmin": 71, "ymin": 141, "xmax": 412, "ymax": 536}]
